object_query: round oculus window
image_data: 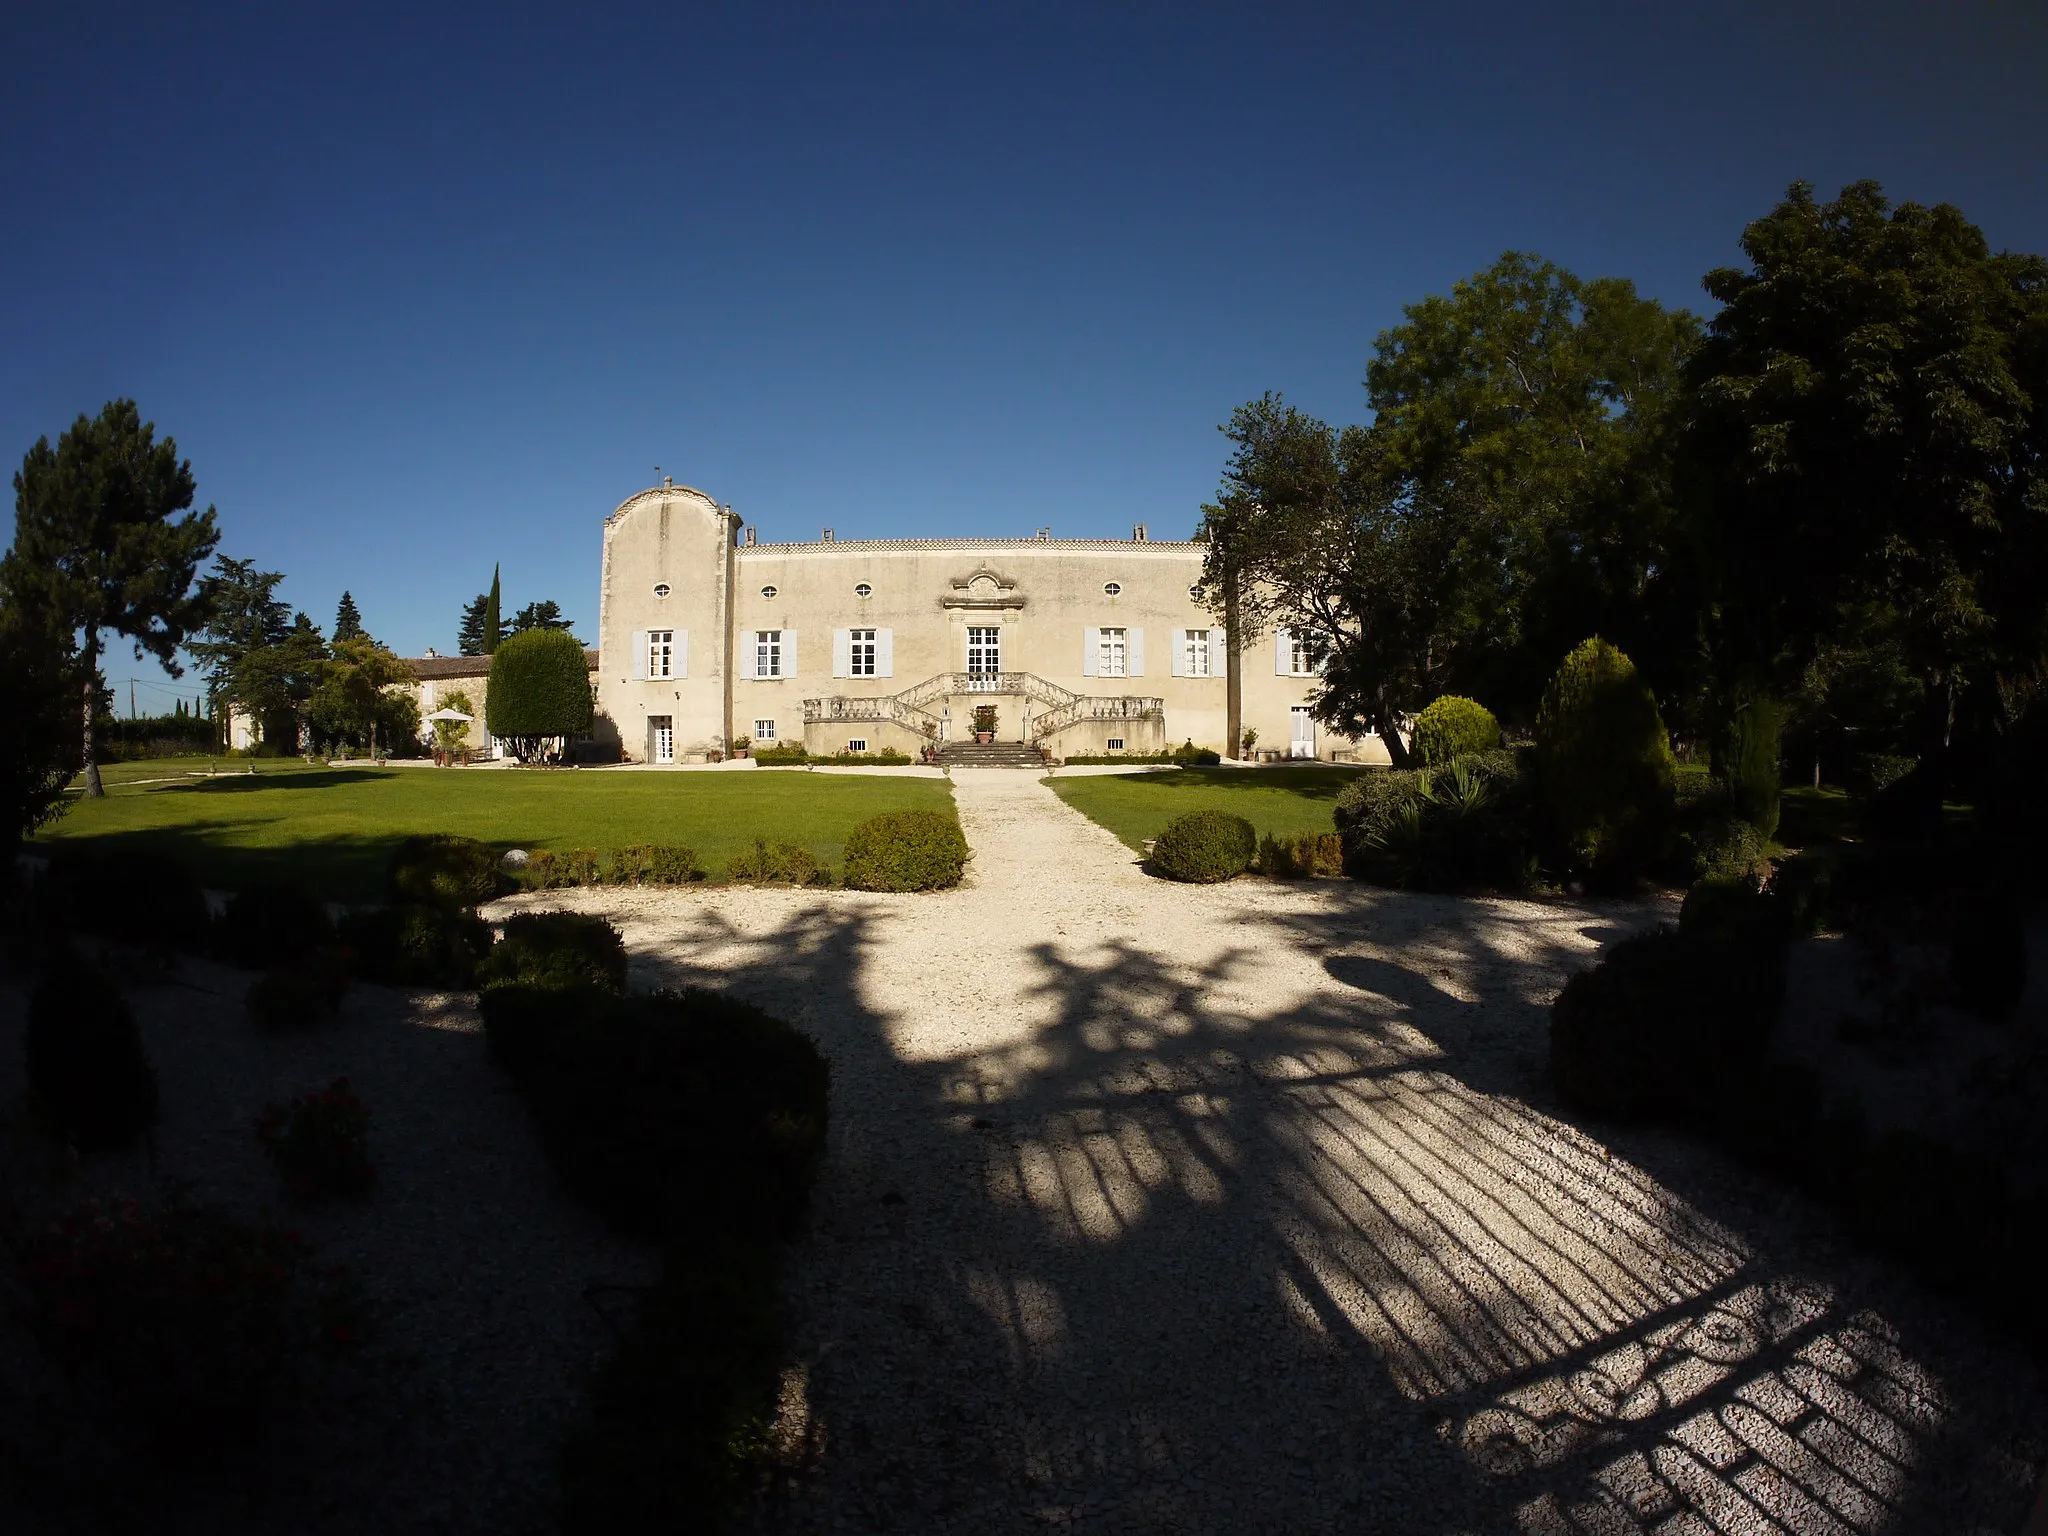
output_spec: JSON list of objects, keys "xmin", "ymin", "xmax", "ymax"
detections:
[
  {"xmin": 652, "ymin": 583, "xmax": 671, "ymax": 599},
  {"xmin": 760, "ymin": 585, "xmax": 778, "ymax": 599},
  {"xmin": 1103, "ymin": 581, "xmax": 1122, "ymax": 596},
  {"xmin": 854, "ymin": 582, "xmax": 873, "ymax": 598},
  {"xmin": 1188, "ymin": 585, "xmax": 1202, "ymax": 600}
]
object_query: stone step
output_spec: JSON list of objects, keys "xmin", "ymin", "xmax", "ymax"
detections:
[{"xmin": 936, "ymin": 742, "xmax": 1048, "ymax": 768}]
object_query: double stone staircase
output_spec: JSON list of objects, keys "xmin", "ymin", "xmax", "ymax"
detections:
[{"xmin": 803, "ymin": 671, "xmax": 1164, "ymax": 760}]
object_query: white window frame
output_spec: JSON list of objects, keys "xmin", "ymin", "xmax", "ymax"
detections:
[
  {"xmin": 647, "ymin": 629, "xmax": 674, "ymax": 680},
  {"xmin": 755, "ymin": 630, "xmax": 783, "ymax": 678},
  {"xmin": 967, "ymin": 625, "xmax": 1000, "ymax": 677},
  {"xmin": 754, "ymin": 718, "xmax": 776, "ymax": 742},
  {"xmin": 1291, "ymin": 634, "xmax": 1313, "ymax": 676},
  {"xmin": 651, "ymin": 715, "xmax": 674, "ymax": 764},
  {"xmin": 847, "ymin": 737, "xmax": 868, "ymax": 753},
  {"xmin": 1098, "ymin": 626, "xmax": 1128, "ymax": 678},
  {"xmin": 849, "ymin": 628, "xmax": 877, "ymax": 677},
  {"xmin": 1107, "ymin": 736, "xmax": 1125, "ymax": 750},
  {"xmin": 1182, "ymin": 628, "xmax": 1212, "ymax": 677}
]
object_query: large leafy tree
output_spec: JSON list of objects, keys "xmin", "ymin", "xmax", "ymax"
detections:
[
  {"xmin": 3, "ymin": 401, "xmax": 219, "ymax": 796},
  {"xmin": 486, "ymin": 627, "xmax": 592, "ymax": 762},
  {"xmin": 304, "ymin": 634, "xmax": 417, "ymax": 752},
  {"xmin": 235, "ymin": 611, "xmax": 329, "ymax": 750},
  {"xmin": 188, "ymin": 555, "xmax": 290, "ymax": 717},
  {"xmin": 1364, "ymin": 253, "xmax": 1700, "ymax": 715},
  {"xmin": 1683, "ymin": 181, "xmax": 2048, "ymax": 783}
]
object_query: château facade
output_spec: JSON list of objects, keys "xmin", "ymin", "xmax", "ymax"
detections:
[{"xmin": 596, "ymin": 481, "xmax": 1375, "ymax": 765}]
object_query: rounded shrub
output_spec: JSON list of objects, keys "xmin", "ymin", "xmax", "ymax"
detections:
[
  {"xmin": 1411, "ymin": 695, "xmax": 1502, "ymax": 767},
  {"xmin": 1533, "ymin": 637, "xmax": 1676, "ymax": 884},
  {"xmin": 339, "ymin": 904, "xmax": 492, "ymax": 988},
  {"xmin": 26, "ymin": 955, "xmax": 157, "ymax": 1149},
  {"xmin": 486, "ymin": 628, "xmax": 594, "ymax": 761},
  {"xmin": 39, "ymin": 846, "xmax": 212, "ymax": 952},
  {"xmin": 1150, "ymin": 809, "xmax": 1256, "ymax": 883},
  {"xmin": 387, "ymin": 833, "xmax": 510, "ymax": 909},
  {"xmin": 478, "ymin": 911, "xmax": 629, "ymax": 993},
  {"xmin": 1712, "ymin": 695, "xmax": 1784, "ymax": 842},
  {"xmin": 725, "ymin": 839, "xmax": 826, "ymax": 885},
  {"xmin": 842, "ymin": 810, "xmax": 969, "ymax": 891},
  {"xmin": 215, "ymin": 881, "xmax": 335, "ymax": 969}
]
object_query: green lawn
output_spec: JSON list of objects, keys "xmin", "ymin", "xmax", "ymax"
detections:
[
  {"xmin": 1045, "ymin": 764, "xmax": 1371, "ymax": 852},
  {"xmin": 38, "ymin": 758, "xmax": 958, "ymax": 901}
]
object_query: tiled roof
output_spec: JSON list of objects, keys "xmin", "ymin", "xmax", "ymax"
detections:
[{"xmin": 410, "ymin": 650, "xmax": 599, "ymax": 678}]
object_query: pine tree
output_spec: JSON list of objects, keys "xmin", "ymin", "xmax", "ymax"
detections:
[
  {"xmin": 2, "ymin": 401, "xmax": 220, "ymax": 797},
  {"xmin": 508, "ymin": 599, "xmax": 578, "ymax": 639},
  {"xmin": 334, "ymin": 590, "xmax": 364, "ymax": 642},
  {"xmin": 483, "ymin": 564, "xmax": 502, "ymax": 655},
  {"xmin": 457, "ymin": 593, "xmax": 491, "ymax": 656}
]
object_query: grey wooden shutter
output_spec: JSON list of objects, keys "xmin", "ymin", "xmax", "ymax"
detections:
[
  {"xmin": 1275, "ymin": 629, "xmax": 1291, "ymax": 676},
  {"xmin": 876, "ymin": 628, "xmax": 894, "ymax": 678},
  {"xmin": 630, "ymin": 630, "xmax": 646, "ymax": 680},
  {"xmin": 739, "ymin": 632, "xmax": 756, "ymax": 680},
  {"xmin": 674, "ymin": 630, "xmax": 688, "ymax": 679},
  {"xmin": 781, "ymin": 629, "xmax": 798, "ymax": 678},
  {"xmin": 1128, "ymin": 627, "xmax": 1145, "ymax": 677},
  {"xmin": 1083, "ymin": 627, "xmax": 1099, "ymax": 677},
  {"xmin": 832, "ymin": 629, "xmax": 850, "ymax": 679}
]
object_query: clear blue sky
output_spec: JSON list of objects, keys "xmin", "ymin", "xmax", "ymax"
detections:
[{"xmin": 5, "ymin": 1, "xmax": 2044, "ymax": 711}]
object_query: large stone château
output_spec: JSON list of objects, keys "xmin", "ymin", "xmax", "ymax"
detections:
[{"xmin": 594, "ymin": 480, "xmax": 1375, "ymax": 764}]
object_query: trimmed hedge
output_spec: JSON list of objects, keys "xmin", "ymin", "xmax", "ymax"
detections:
[
  {"xmin": 1257, "ymin": 832, "xmax": 1344, "ymax": 878},
  {"xmin": 1410, "ymin": 695, "xmax": 1502, "ymax": 767},
  {"xmin": 39, "ymin": 846, "xmax": 213, "ymax": 952},
  {"xmin": 1150, "ymin": 809, "xmax": 1257, "ymax": 883},
  {"xmin": 842, "ymin": 810, "xmax": 968, "ymax": 891},
  {"xmin": 480, "ymin": 984, "xmax": 830, "ymax": 1241},
  {"xmin": 25, "ymin": 954, "xmax": 157, "ymax": 1149},
  {"xmin": 215, "ymin": 882, "xmax": 335, "ymax": 969},
  {"xmin": 726, "ymin": 839, "xmax": 826, "ymax": 885},
  {"xmin": 339, "ymin": 904, "xmax": 492, "ymax": 988},
  {"xmin": 1533, "ymin": 638, "xmax": 1675, "ymax": 885},
  {"xmin": 486, "ymin": 627, "xmax": 594, "ymax": 757},
  {"xmin": 388, "ymin": 833, "xmax": 510, "ymax": 909},
  {"xmin": 477, "ymin": 911, "xmax": 629, "ymax": 994},
  {"xmin": 606, "ymin": 844, "xmax": 703, "ymax": 886}
]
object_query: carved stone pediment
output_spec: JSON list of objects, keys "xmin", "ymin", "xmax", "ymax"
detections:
[{"xmin": 941, "ymin": 564, "xmax": 1026, "ymax": 611}]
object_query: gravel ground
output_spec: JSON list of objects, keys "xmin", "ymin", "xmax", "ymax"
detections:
[
  {"xmin": 520, "ymin": 769, "xmax": 2045, "ymax": 1535},
  {"xmin": 3, "ymin": 768, "xmax": 2040, "ymax": 1534}
]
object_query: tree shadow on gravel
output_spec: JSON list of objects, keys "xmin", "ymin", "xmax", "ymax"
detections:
[{"xmin": 628, "ymin": 892, "xmax": 2039, "ymax": 1536}]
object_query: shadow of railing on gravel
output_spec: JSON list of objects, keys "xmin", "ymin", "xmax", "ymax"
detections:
[{"xmin": 626, "ymin": 891, "xmax": 1983, "ymax": 1535}]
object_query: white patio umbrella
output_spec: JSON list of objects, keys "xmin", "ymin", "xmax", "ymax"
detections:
[{"xmin": 425, "ymin": 708, "xmax": 473, "ymax": 722}]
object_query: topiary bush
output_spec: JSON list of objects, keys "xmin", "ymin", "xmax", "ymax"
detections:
[
  {"xmin": 387, "ymin": 833, "xmax": 509, "ymax": 909},
  {"xmin": 1337, "ymin": 754, "xmax": 1531, "ymax": 891},
  {"xmin": 486, "ymin": 627, "xmax": 594, "ymax": 762},
  {"xmin": 1549, "ymin": 923, "xmax": 1786, "ymax": 1120},
  {"xmin": 25, "ymin": 954, "xmax": 157, "ymax": 1150},
  {"xmin": 38, "ymin": 846, "xmax": 212, "ymax": 952},
  {"xmin": 477, "ymin": 911, "xmax": 629, "ymax": 993},
  {"xmin": 842, "ymin": 810, "xmax": 968, "ymax": 891},
  {"xmin": 1533, "ymin": 637, "xmax": 1676, "ymax": 885},
  {"xmin": 339, "ymin": 904, "xmax": 492, "ymax": 988},
  {"xmin": 726, "ymin": 839, "xmax": 826, "ymax": 886},
  {"xmin": 1410, "ymin": 695, "xmax": 1502, "ymax": 767},
  {"xmin": 1169, "ymin": 739, "xmax": 1224, "ymax": 766},
  {"xmin": 480, "ymin": 984, "xmax": 831, "ymax": 1240},
  {"xmin": 245, "ymin": 957, "xmax": 353, "ymax": 1032},
  {"xmin": 215, "ymin": 881, "xmax": 335, "ymax": 969},
  {"xmin": 606, "ymin": 844, "xmax": 703, "ymax": 886},
  {"xmin": 1150, "ymin": 809, "xmax": 1256, "ymax": 883},
  {"xmin": 1713, "ymin": 694, "xmax": 1784, "ymax": 842}
]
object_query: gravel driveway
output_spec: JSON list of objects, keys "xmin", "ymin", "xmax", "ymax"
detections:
[{"xmin": 526, "ymin": 769, "xmax": 2044, "ymax": 1535}]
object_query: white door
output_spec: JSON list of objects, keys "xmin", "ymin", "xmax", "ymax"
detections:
[
  {"xmin": 1290, "ymin": 707, "xmax": 1315, "ymax": 758},
  {"xmin": 651, "ymin": 716, "xmax": 674, "ymax": 764}
]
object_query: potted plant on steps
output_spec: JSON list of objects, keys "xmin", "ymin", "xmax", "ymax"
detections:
[
  {"xmin": 731, "ymin": 734, "xmax": 751, "ymax": 760},
  {"xmin": 972, "ymin": 704, "xmax": 998, "ymax": 744}
]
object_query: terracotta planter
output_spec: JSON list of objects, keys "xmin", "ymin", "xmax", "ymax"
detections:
[
  {"xmin": 975, "ymin": 731, "xmax": 994, "ymax": 744},
  {"xmin": 733, "ymin": 748, "xmax": 749, "ymax": 759}
]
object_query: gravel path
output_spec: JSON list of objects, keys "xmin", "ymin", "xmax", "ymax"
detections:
[{"xmin": 535, "ymin": 769, "xmax": 2045, "ymax": 1535}]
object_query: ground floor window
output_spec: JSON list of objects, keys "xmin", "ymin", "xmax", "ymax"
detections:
[
  {"xmin": 1107, "ymin": 737, "xmax": 1125, "ymax": 751},
  {"xmin": 847, "ymin": 738, "xmax": 868, "ymax": 752},
  {"xmin": 650, "ymin": 715, "xmax": 674, "ymax": 764},
  {"xmin": 753, "ymin": 718, "xmax": 776, "ymax": 741}
]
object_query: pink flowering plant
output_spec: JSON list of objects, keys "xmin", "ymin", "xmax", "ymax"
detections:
[
  {"xmin": 256, "ymin": 1077, "xmax": 373, "ymax": 1202},
  {"xmin": 17, "ymin": 1193, "xmax": 365, "ymax": 1456}
]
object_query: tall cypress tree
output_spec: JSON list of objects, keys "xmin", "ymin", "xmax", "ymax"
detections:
[
  {"xmin": 2, "ymin": 401, "xmax": 220, "ymax": 797},
  {"xmin": 482, "ymin": 564, "xmax": 502, "ymax": 654},
  {"xmin": 334, "ymin": 590, "xmax": 364, "ymax": 642}
]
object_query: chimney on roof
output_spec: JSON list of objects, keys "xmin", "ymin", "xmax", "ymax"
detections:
[
  {"xmin": 1133, "ymin": 523, "xmax": 1148, "ymax": 541},
  {"xmin": 822, "ymin": 527, "xmax": 835, "ymax": 543},
  {"xmin": 423, "ymin": 646, "xmax": 438, "ymax": 659},
  {"xmin": 1036, "ymin": 527, "xmax": 1051, "ymax": 541},
  {"xmin": 744, "ymin": 526, "xmax": 757, "ymax": 546},
  {"xmin": 663, "ymin": 475, "xmax": 673, "ymax": 488}
]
